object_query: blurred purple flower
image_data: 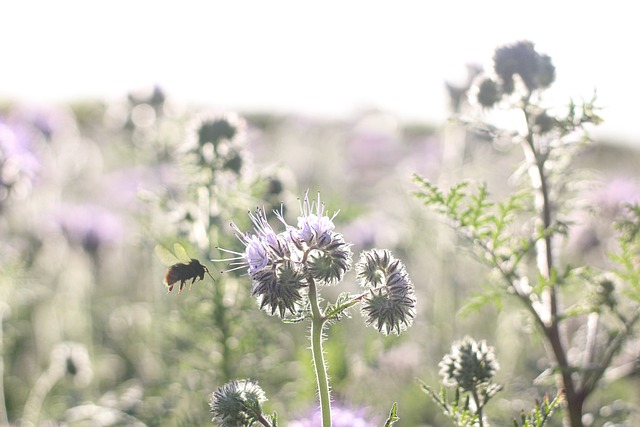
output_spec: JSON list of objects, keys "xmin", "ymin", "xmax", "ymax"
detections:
[
  {"xmin": 100, "ymin": 163, "xmax": 182, "ymax": 208},
  {"xmin": 54, "ymin": 203, "xmax": 124, "ymax": 254},
  {"xmin": 591, "ymin": 177, "xmax": 640, "ymax": 216},
  {"xmin": 289, "ymin": 403, "xmax": 377, "ymax": 427},
  {"xmin": 0, "ymin": 117, "xmax": 41, "ymax": 203}
]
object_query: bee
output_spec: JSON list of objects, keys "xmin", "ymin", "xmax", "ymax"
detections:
[{"xmin": 155, "ymin": 243, "xmax": 214, "ymax": 295}]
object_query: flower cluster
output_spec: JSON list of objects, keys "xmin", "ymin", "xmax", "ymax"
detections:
[
  {"xmin": 356, "ymin": 249, "xmax": 416, "ymax": 335},
  {"xmin": 477, "ymin": 41, "xmax": 555, "ymax": 107},
  {"xmin": 209, "ymin": 379, "xmax": 267, "ymax": 427},
  {"xmin": 438, "ymin": 336, "xmax": 500, "ymax": 392},
  {"xmin": 219, "ymin": 192, "xmax": 353, "ymax": 318},
  {"xmin": 189, "ymin": 112, "xmax": 248, "ymax": 175}
]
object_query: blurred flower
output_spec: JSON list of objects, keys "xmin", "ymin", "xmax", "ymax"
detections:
[
  {"xmin": 356, "ymin": 249, "xmax": 416, "ymax": 335},
  {"xmin": 209, "ymin": 379, "xmax": 267, "ymax": 427},
  {"xmin": 188, "ymin": 112, "xmax": 248, "ymax": 176},
  {"xmin": 592, "ymin": 177, "xmax": 640, "ymax": 217},
  {"xmin": 290, "ymin": 402, "xmax": 377, "ymax": 427},
  {"xmin": 54, "ymin": 203, "xmax": 124, "ymax": 254},
  {"xmin": 439, "ymin": 337, "xmax": 499, "ymax": 392},
  {"xmin": 477, "ymin": 77, "xmax": 500, "ymax": 108},
  {"xmin": 493, "ymin": 41, "xmax": 555, "ymax": 93},
  {"xmin": 49, "ymin": 341, "xmax": 93, "ymax": 387},
  {"xmin": 0, "ymin": 117, "xmax": 41, "ymax": 204}
]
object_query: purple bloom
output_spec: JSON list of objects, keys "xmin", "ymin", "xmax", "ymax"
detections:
[
  {"xmin": 592, "ymin": 177, "xmax": 640, "ymax": 216},
  {"xmin": 53, "ymin": 203, "xmax": 124, "ymax": 254},
  {"xmin": 0, "ymin": 118, "xmax": 41, "ymax": 202},
  {"xmin": 290, "ymin": 403, "xmax": 378, "ymax": 427}
]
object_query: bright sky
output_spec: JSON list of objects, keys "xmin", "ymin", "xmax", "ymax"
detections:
[{"xmin": 3, "ymin": 1, "xmax": 639, "ymax": 143}]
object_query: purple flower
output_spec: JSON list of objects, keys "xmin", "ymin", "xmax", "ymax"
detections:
[
  {"xmin": 592, "ymin": 177, "xmax": 640, "ymax": 217},
  {"xmin": 53, "ymin": 203, "xmax": 124, "ymax": 254},
  {"xmin": 290, "ymin": 403, "xmax": 378, "ymax": 427},
  {"xmin": 0, "ymin": 117, "xmax": 41, "ymax": 203}
]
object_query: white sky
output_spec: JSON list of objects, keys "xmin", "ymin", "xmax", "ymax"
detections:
[{"xmin": 3, "ymin": 1, "xmax": 639, "ymax": 143}]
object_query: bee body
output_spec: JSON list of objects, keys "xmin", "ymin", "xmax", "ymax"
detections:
[
  {"xmin": 155, "ymin": 244, "xmax": 214, "ymax": 295},
  {"xmin": 164, "ymin": 259, "xmax": 210, "ymax": 294}
]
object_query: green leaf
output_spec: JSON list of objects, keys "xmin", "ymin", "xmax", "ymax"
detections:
[{"xmin": 383, "ymin": 402, "xmax": 400, "ymax": 427}]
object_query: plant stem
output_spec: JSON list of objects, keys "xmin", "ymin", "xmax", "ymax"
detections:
[
  {"xmin": 0, "ymin": 304, "xmax": 8, "ymax": 426},
  {"xmin": 522, "ymin": 97, "xmax": 582, "ymax": 427},
  {"xmin": 307, "ymin": 276, "xmax": 331, "ymax": 427},
  {"xmin": 471, "ymin": 387, "xmax": 484, "ymax": 427}
]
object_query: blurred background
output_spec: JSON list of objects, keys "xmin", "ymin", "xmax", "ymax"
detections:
[{"xmin": 2, "ymin": 1, "xmax": 639, "ymax": 426}]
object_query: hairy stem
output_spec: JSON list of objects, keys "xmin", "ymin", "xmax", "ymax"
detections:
[{"xmin": 308, "ymin": 276, "xmax": 331, "ymax": 427}]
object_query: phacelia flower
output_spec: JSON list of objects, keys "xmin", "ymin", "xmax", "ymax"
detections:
[
  {"xmin": 209, "ymin": 379, "xmax": 267, "ymax": 427},
  {"xmin": 290, "ymin": 402, "xmax": 378, "ymax": 427},
  {"xmin": 493, "ymin": 40, "xmax": 555, "ymax": 93},
  {"xmin": 217, "ymin": 192, "xmax": 353, "ymax": 318},
  {"xmin": 188, "ymin": 112, "xmax": 248, "ymax": 175},
  {"xmin": 356, "ymin": 249, "xmax": 416, "ymax": 335},
  {"xmin": 439, "ymin": 337, "xmax": 500, "ymax": 392}
]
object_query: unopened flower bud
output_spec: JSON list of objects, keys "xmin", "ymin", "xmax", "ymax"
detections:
[
  {"xmin": 210, "ymin": 379, "xmax": 267, "ymax": 426},
  {"xmin": 356, "ymin": 249, "xmax": 416, "ymax": 335},
  {"xmin": 439, "ymin": 337, "xmax": 500, "ymax": 392},
  {"xmin": 251, "ymin": 261, "xmax": 306, "ymax": 317}
]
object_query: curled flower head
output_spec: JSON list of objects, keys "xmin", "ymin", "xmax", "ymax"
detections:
[
  {"xmin": 188, "ymin": 112, "xmax": 248, "ymax": 175},
  {"xmin": 356, "ymin": 249, "xmax": 416, "ymax": 335},
  {"xmin": 210, "ymin": 379, "xmax": 267, "ymax": 427},
  {"xmin": 251, "ymin": 262, "xmax": 307, "ymax": 317},
  {"xmin": 216, "ymin": 191, "xmax": 353, "ymax": 318},
  {"xmin": 439, "ymin": 337, "xmax": 500, "ymax": 392},
  {"xmin": 307, "ymin": 233, "xmax": 352, "ymax": 286},
  {"xmin": 493, "ymin": 40, "xmax": 555, "ymax": 93}
]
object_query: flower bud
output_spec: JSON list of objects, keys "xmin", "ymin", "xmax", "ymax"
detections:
[
  {"xmin": 306, "ymin": 233, "xmax": 352, "ymax": 285},
  {"xmin": 477, "ymin": 78, "xmax": 500, "ymax": 108},
  {"xmin": 210, "ymin": 379, "xmax": 267, "ymax": 426},
  {"xmin": 356, "ymin": 249, "xmax": 416, "ymax": 335},
  {"xmin": 251, "ymin": 261, "xmax": 306, "ymax": 317},
  {"xmin": 439, "ymin": 337, "xmax": 500, "ymax": 392}
]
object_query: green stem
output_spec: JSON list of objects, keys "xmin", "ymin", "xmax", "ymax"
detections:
[{"xmin": 308, "ymin": 276, "xmax": 331, "ymax": 427}]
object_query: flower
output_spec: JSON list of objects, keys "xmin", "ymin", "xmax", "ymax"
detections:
[
  {"xmin": 439, "ymin": 337, "xmax": 500, "ymax": 392},
  {"xmin": 356, "ymin": 249, "xmax": 416, "ymax": 335},
  {"xmin": 54, "ymin": 203, "xmax": 124, "ymax": 254},
  {"xmin": 493, "ymin": 41, "xmax": 555, "ymax": 93},
  {"xmin": 290, "ymin": 402, "xmax": 377, "ymax": 427},
  {"xmin": 0, "ymin": 117, "xmax": 41, "ymax": 204},
  {"xmin": 216, "ymin": 191, "xmax": 352, "ymax": 317},
  {"xmin": 209, "ymin": 379, "xmax": 267, "ymax": 427}
]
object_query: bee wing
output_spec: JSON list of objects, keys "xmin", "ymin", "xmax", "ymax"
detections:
[
  {"xmin": 154, "ymin": 244, "xmax": 180, "ymax": 266},
  {"xmin": 172, "ymin": 243, "xmax": 192, "ymax": 263}
]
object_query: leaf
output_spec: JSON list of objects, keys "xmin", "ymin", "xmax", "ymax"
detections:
[
  {"xmin": 512, "ymin": 391, "xmax": 564, "ymax": 427},
  {"xmin": 383, "ymin": 402, "xmax": 400, "ymax": 427}
]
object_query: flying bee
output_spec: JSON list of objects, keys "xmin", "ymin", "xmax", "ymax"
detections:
[{"xmin": 155, "ymin": 243, "xmax": 215, "ymax": 295}]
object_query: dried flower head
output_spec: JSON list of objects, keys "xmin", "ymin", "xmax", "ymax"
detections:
[
  {"xmin": 209, "ymin": 379, "xmax": 267, "ymax": 427},
  {"xmin": 356, "ymin": 249, "xmax": 416, "ymax": 335},
  {"xmin": 439, "ymin": 337, "xmax": 500, "ymax": 392}
]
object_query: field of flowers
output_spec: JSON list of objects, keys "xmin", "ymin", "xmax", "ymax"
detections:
[{"xmin": 2, "ymin": 42, "xmax": 640, "ymax": 426}]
